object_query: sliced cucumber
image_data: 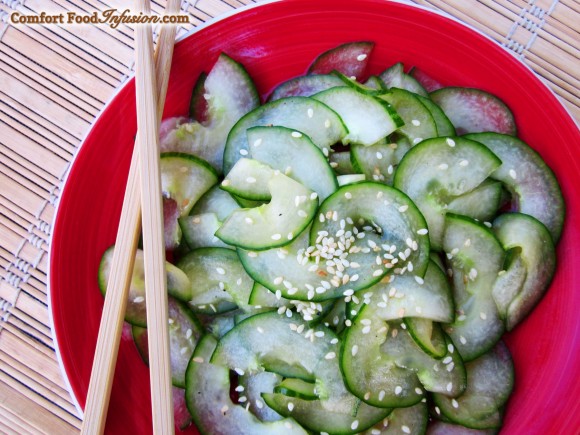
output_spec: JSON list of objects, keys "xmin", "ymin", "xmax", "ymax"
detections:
[
  {"xmin": 241, "ymin": 371, "xmax": 284, "ymax": 422},
  {"xmin": 273, "ymin": 378, "xmax": 317, "ymax": 400},
  {"xmin": 394, "ymin": 137, "xmax": 502, "ymax": 249},
  {"xmin": 221, "ymin": 158, "xmax": 275, "ymax": 201},
  {"xmin": 379, "ymin": 63, "xmax": 428, "ymax": 97},
  {"xmin": 269, "ymin": 74, "xmax": 344, "ymax": 101},
  {"xmin": 313, "ymin": 87, "xmax": 403, "ymax": 145},
  {"xmin": 465, "ymin": 132, "xmax": 565, "ymax": 241},
  {"xmin": 378, "ymin": 88, "xmax": 438, "ymax": 143},
  {"xmin": 179, "ymin": 213, "xmax": 231, "ymax": 250},
  {"xmin": 185, "ymin": 360, "xmax": 307, "ymax": 435},
  {"xmin": 98, "ymin": 246, "xmax": 191, "ymax": 327},
  {"xmin": 405, "ymin": 318, "xmax": 448, "ymax": 359},
  {"xmin": 442, "ymin": 215, "xmax": 505, "ymax": 361},
  {"xmin": 246, "ymin": 126, "xmax": 338, "ymax": 200},
  {"xmin": 363, "ymin": 402, "xmax": 428, "ymax": 434},
  {"xmin": 131, "ymin": 297, "xmax": 203, "ymax": 388},
  {"xmin": 433, "ymin": 342, "xmax": 513, "ymax": 430},
  {"xmin": 163, "ymin": 53, "xmax": 260, "ymax": 171},
  {"xmin": 216, "ymin": 164, "xmax": 318, "ymax": 250},
  {"xmin": 160, "ymin": 152, "xmax": 219, "ymax": 249},
  {"xmin": 337, "ymin": 173, "xmax": 366, "ymax": 185},
  {"xmin": 430, "ymin": 87, "xmax": 516, "ymax": 136},
  {"xmin": 492, "ymin": 213, "xmax": 556, "ymax": 330},
  {"xmin": 351, "ymin": 141, "xmax": 399, "ymax": 185},
  {"xmin": 212, "ymin": 311, "xmax": 390, "ymax": 434},
  {"xmin": 190, "ymin": 185, "xmax": 240, "ymax": 221},
  {"xmin": 416, "ymin": 94, "xmax": 456, "ymax": 137},
  {"xmin": 223, "ymin": 96, "xmax": 347, "ymax": 174},
  {"xmin": 330, "ymin": 150, "xmax": 357, "ymax": 175},
  {"xmin": 177, "ymin": 247, "xmax": 254, "ymax": 314},
  {"xmin": 308, "ymin": 41, "xmax": 374, "ymax": 80},
  {"xmin": 427, "ymin": 421, "xmax": 497, "ymax": 434},
  {"xmin": 447, "ymin": 180, "xmax": 503, "ymax": 222}
]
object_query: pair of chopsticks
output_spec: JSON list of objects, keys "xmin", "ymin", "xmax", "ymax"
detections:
[{"xmin": 81, "ymin": 0, "xmax": 180, "ymax": 433}]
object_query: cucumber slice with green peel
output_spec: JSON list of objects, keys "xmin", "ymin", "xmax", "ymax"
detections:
[
  {"xmin": 223, "ymin": 96, "xmax": 347, "ymax": 174},
  {"xmin": 269, "ymin": 74, "xmax": 344, "ymax": 101},
  {"xmin": 313, "ymin": 87, "xmax": 404, "ymax": 146},
  {"xmin": 363, "ymin": 75, "xmax": 386, "ymax": 91},
  {"xmin": 337, "ymin": 173, "xmax": 366, "ymax": 185},
  {"xmin": 248, "ymin": 282, "xmax": 284, "ymax": 308},
  {"xmin": 131, "ymin": 297, "xmax": 203, "ymax": 388},
  {"xmin": 239, "ymin": 183, "xmax": 430, "ymax": 302},
  {"xmin": 379, "ymin": 63, "xmax": 428, "ymax": 97},
  {"xmin": 329, "ymin": 150, "xmax": 357, "ymax": 175},
  {"xmin": 246, "ymin": 126, "xmax": 338, "ymax": 200},
  {"xmin": 192, "ymin": 334, "xmax": 218, "ymax": 361},
  {"xmin": 335, "ymin": 71, "xmax": 385, "ymax": 96},
  {"xmin": 427, "ymin": 421, "xmax": 497, "ymax": 434},
  {"xmin": 350, "ymin": 141, "xmax": 398, "ymax": 185},
  {"xmin": 432, "ymin": 342, "xmax": 514, "ymax": 430},
  {"xmin": 393, "ymin": 136, "xmax": 502, "ymax": 250},
  {"xmin": 362, "ymin": 402, "xmax": 428, "ymax": 435},
  {"xmin": 409, "ymin": 66, "xmax": 444, "ymax": 93},
  {"xmin": 212, "ymin": 311, "xmax": 390, "ymax": 434},
  {"xmin": 341, "ymin": 307, "xmax": 465, "ymax": 408},
  {"xmin": 190, "ymin": 185, "xmax": 240, "ymax": 221},
  {"xmin": 442, "ymin": 214, "xmax": 505, "ymax": 361},
  {"xmin": 308, "ymin": 41, "xmax": 374, "ymax": 80},
  {"xmin": 405, "ymin": 318, "xmax": 448, "ymax": 359},
  {"xmin": 491, "ymin": 248, "xmax": 527, "ymax": 321},
  {"xmin": 179, "ymin": 213, "xmax": 231, "ymax": 250},
  {"xmin": 177, "ymin": 247, "xmax": 254, "ymax": 314},
  {"xmin": 160, "ymin": 152, "xmax": 219, "ymax": 249},
  {"xmin": 188, "ymin": 71, "xmax": 208, "ymax": 122},
  {"xmin": 221, "ymin": 158, "xmax": 276, "ymax": 201},
  {"xmin": 464, "ymin": 132, "xmax": 565, "ymax": 241},
  {"xmin": 273, "ymin": 378, "xmax": 317, "ymax": 400},
  {"xmin": 492, "ymin": 213, "xmax": 556, "ymax": 331},
  {"xmin": 447, "ymin": 180, "xmax": 503, "ymax": 222},
  {"xmin": 377, "ymin": 88, "xmax": 438, "ymax": 143},
  {"xmin": 348, "ymin": 260, "xmax": 454, "ymax": 324},
  {"xmin": 416, "ymin": 94, "xmax": 456, "ymax": 137},
  {"xmin": 241, "ymin": 371, "xmax": 284, "ymax": 422},
  {"xmin": 197, "ymin": 312, "xmax": 238, "ymax": 339},
  {"xmin": 261, "ymin": 392, "xmax": 391, "ymax": 435},
  {"xmin": 430, "ymin": 87, "xmax": 516, "ymax": 136},
  {"xmin": 185, "ymin": 360, "xmax": 308, "ymax": 435},
  {"xmin": 217, "ymin": 165, "xmax": 318, "ymax": 250},
  {"xmin": 98, "ymin": 246, "xmax": 191, "ymax": 327}
]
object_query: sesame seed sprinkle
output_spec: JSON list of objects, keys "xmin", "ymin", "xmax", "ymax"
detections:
[
  {"xmin": 307, "ymin": 108, "xmax": 314, "ymax": 118},
  {"xmin": 509, "ymin": 169, "xmax": 517, "ymax": 179},
  {"xmin": 246, "ymin": 177, "xmax": 256, "ymax": 184},
  {"xmin": 291, "ymin": 131, "xmax": 302, "ymax": 138},
  {"xmin": 271, "ymin": 233, "xmax": 282, "ymax": 240},
  {"xmin": 239, "ymin": 149, "xmax": 248, "ymax": 156},
  {"xmin": 253, "ymin": 138, "xmax": 262, "ymax": 147},
  {"xmin": 459, "ymin": 159, "xmax": 469, "ymax": 167},
  {"xmin": 446, "ymin": 138, "xmax": 456, "ymax": 147},
  {"xmin": 411, "ymin": 119, "xmax": 421, "ymax": 126},
  {"xmin": 402, "ymin": 425, "xmax": 411, "ymax": 434},
  {"xmin": 452, "ymin": 399, "xmax": 459, "ymax": 408},
  {"xmin": 395, "ymin": 386, "xmax": 403, "ymax": 395},
  {"xmin": 133, "ymin": 296, "xmax": 144, "ymax": 303},
  {"xmin": 216, "ymin": 267, "xmax": 225, "ymax": 275},
  {"xmin": 325, "ymin": 352, "xmax": 336, "ymax": 360},
  {"xmin": 357, "ymin": 54, "xmax": 367, "ymax": 61}
]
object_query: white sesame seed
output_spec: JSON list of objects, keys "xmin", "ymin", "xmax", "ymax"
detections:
[
  {"xmin": 310, "ymin": 192, "xmax": 318, "ymax": 200},
  {"xmin": 509, "ymin": 169, "xmax": 517, "ymax": 179},
  {"xmin": 253, "ymin": 138, "xmax": 262, "ymax": 147},
  {"xmin": 459, "ymin": 159, "xmax": 469, "ymax": 167},
  {"xmin": 245, "ymin": 217, "xmax": 254, "ymax": 224},
  {"xmin": 192, "ymin": 356, "xmax": 204, "ymax": 363},
  {"xmin": 307, "ymin": 108, "xmax": 314, "ymax": 118},
  {"xmin": 414, "ymin": 276, "xmax": 424, "ymax": 285},
  {"xmin": 325, "ymin": 352, "xmax": 336, "ymax": 360},
  {"xmin": 288, "ymin": 402, "xmax": 295, "ymax": 411},
  {"xmin": 402, "ymin": 425, "xmax": 411, "ymax": 434},
  {"xmin": 351, "ymin": 345, "xmax": 359, "ymax": 356},
  {"xmin": 395, "ymin": 386, "xmax": 403, "ymax": 395},
  {"xmin": 480, "ymin": 312, "xmax": 487, "ymax": 320},
  {"xmin": 271, "ymin": 233, "xmax": 282, "ymax": 240},
  {"xmin": 452, "ymin": 399, "xmax": 459, "ymax": 408},
  {"xmin": 376, "ymin": 151, "xmax": 383, "ymax": 159},
  {"xmin": 239, "ymin": 149, "xmax": 249, "ymax": 156},
  {"xmin": 238, "ymin": 396, "xmax": 247, "ymax": 403},
  {"xmin": 446, "ymin": 382, "xmax": 453, "ymax": 392},
  {"xmin": 446, "ymin": 138, "xmax": 456, "ymax": 147},
  {"xmin": 246, "ymin": 177, "xmax": 256, "ymax": 184},
  {"xmin": 215, "ymin": 267, "xmax": 225, "ymax": 275},
  {"xmin": 438, "ymin": 163, "xmax": 449, "ymax": 170},
  {"xmin": 247, "ymin": 251, "xmax": 257, "ymax": 258},
  {"xmin": 378, "ymin": 390, "xmax": 386, "ymax": 401},
  {"xmin": 234, "ymin": 368, "xmax": 245, "ymax": 376},
  {"xmin": 372, "ymin": 269, "xmax": 383, "ymax": 277},
  {"xmin": 356, "ymin": 53, "xmax": 367, "ymax": 61},
  {"xmin": 398, "ymin": 205, "xmax": 409, "ymax": 213},
  {"xmin": 221, "ymin": 405, "xmax": 229, "ymax": 414},
  {"xmin": 291, "ymin": 131, "xmax": 302, "ymax": 138},
  {"xmin": 411, "ymin": 119, "xmax": 421, "ymax": 126},
  {"xmin": 133, "ymin": 296, "xmax": 144, "ymax": 303},
  {"xmin": 351, "ymin": 420, "xmax": 359, "ymax": 430},
  {"xmin": 324, "ymin": 119, "xmax": 331, "ymax": 128},
  {"xmin": 415, "ymin": 387, "xmax": 422, "ymax": 394}
]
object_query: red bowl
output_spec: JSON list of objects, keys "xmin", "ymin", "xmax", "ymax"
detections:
[{"xmin": 49, "ymin": 0, "xmax": 580, "ymax": 433}]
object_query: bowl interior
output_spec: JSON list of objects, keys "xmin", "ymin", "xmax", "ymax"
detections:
[{"xmin": 50, "ymin": 0, "xmax": 580, "ymax": 433}]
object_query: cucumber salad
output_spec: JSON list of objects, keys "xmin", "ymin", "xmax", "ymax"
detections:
[{"xmin": 99, "ymin": 41, "xmax": 565, "ymax": 434}]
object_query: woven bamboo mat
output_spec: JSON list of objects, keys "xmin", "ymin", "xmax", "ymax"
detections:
[{"xmin": 0, "ymin": 0, "xmax": 577, "ymax": 432}]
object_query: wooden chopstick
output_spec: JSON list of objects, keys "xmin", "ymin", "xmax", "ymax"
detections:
[
  {"xmin": 80, "ymin": 1, "xmax": 180, "ymax": 433},
  {"xmin": 134, "ymin": 0, "xmax": 174, "ymax": 431}
]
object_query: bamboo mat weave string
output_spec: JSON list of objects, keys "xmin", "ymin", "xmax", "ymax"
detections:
[{"xmin": 0, "ymin": 0, "xmax": 578, "ymax": 432}]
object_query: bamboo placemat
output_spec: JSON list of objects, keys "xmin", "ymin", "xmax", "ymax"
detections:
[{"xmin": 0, "ymin": 0, "xmax": 578, "ymax": 432}]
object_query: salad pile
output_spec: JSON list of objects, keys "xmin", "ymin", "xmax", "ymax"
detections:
[{"xmin": 99, "ymin": 41, "xmax": 564, "ymax": 434}]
